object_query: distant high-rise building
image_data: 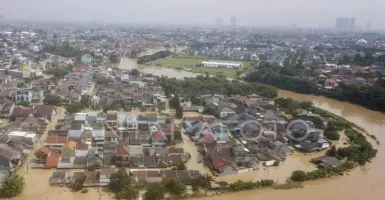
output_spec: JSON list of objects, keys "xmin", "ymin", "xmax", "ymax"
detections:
[
  {"xmin": 366, "ymin": 22, "xmax": 371, "ymax": 29},
  {"xmin": 0, "ymin": 13, "xmax": 4, "ymax": 25},
  {"xmin": 216, "ymin": 18, "xmax": 223, "ymax": 26},
  {"xmin": 230, "ymin": 17, "xmax": 237, "ymax": 27},
  {"xmin": 335, "ymin": 17, "xmax": 351, "ymax": 30},
  {"xmin": 349, "ymin": 18, "xmax": 356, "ymax": 29}
]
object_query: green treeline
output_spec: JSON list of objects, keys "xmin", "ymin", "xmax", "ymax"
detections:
[
  {"xmin": 160, "ymin": 75, "xmax": 277, "ymax": 98},
  {"xmin": 137, "ymin": 50, "xmax": 173, "ymax": 64},
  {"xmin": 245, "ymin": 68, "xmax": 385, "ymax": 112}
]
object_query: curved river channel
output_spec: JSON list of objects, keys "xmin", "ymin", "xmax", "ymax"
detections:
[{"xmin": 119, "ymin": 58, "xmax": 385, "ymax": 200}]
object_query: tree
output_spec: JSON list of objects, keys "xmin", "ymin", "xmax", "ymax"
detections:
[
  {"xmin": 151, "ymin": 107, "xmax": 156, "ymax": 112},
  {"xmin": 190, "ymin": 95, "xmax": 201, "ymax": 105},
  {"xmin": 199, "ymin": 173, "xmax": 214, "ymax": 190},
  {"xmin": 291, "ymin": 170, "xmax": 308, "ymax": 182},
  {"xmin": 70, "ymin": 176, "xmax": 85, "ymax": 192},
  {"xmin": 123, "ymin": 105, "xmax": 132, "ymax": 112},
  {"xmin": 144, "ymin": 182, "xmax": 166, "ymax": 200},
  {"xmin": 175, "ymin": 106, "xmax": 183, "ymax": 119},
  {"xmin": 130, "ymin": 69, "xmax": 140, "ymax": 76},
  {"xmin": 18, "ymin": 101, "xmax": 30, "ymax": 107},
  {"xmin": 0, "ymin": 173, "xmax": 25, "ymax": 198},
  {"xmin": 108, "ymin": 168, "xmax": 131, "ymax": 193},
  {"xmin": 176, "ymin": 163, "xmax": 186, "ymax": 170},
  {"xmin": 66, "ymin": 102, "xmax": 83, "ymax": 113},
  {"xmin": 324, "ymin": 121, "xmax": 340, "ymax": 141},
  {"xmin": 17, "ymin": 82, "xmax": 26, "ymax": 88},
  {"xmin": 110, "ymin": 53, "xmax": 121, "ymax": 64},
  {"xmin": 68, "ymin": 85, "xmax": 74, "ymax": 91},
  {"xmin": 169, "ymin": 96, "xmax": 181, "ymax": 109},
  {"xmin": 163, "ymin": 178, "xmax": 186, "ymax": 197},
  {"xmin": 43, "ymin": 94, "xmax": 62, "ymax": 106},
  {"xmin": 115, "ymin": 186, "xmax": 139, "ymax": 200},
  {"xmin": 140, "ymin": 106, "xmax": 148, "ymax": 112},
  {"xmin": 80, "ymin": 95, "xmax": 91, "ymax": 108}
]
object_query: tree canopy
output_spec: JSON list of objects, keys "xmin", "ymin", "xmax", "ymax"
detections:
[
  {"xmin": 108, "ymin": 168, "xmax": 131, "ymax": 193},
  {"xmin": 144, "ymin": 182, "xmax": 166, "ymax": 200},
  {"xmin": 163, "ymin": 178, "xmax": 186, "ymax": 197},
  {"xmin": 0, "ymin": 173, "xmax": 25, "ymax": 198}
]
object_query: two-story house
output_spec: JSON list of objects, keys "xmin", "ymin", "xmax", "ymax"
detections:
[
  {"xmin": 126, "ymin": 115, "xmax": 138, "ymax": 131},
  {"xmin": 106, "ymin": 111, "xmax": 118, "ymax": 129},
  {"xmin": 92, "ymin": 129, "xmax": 105, "ymax": 147}
]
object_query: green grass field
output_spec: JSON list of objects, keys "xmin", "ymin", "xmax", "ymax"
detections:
[
  {"xmin": 154, "ymin": 56, "xmax": 253, "ymax": 78},
  {"xmin": 155, "ymin": 56, "xmax": 208, "ymax": 69}
]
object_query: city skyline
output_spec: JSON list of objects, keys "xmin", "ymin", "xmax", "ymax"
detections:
[{"xmin": 0, "ymin": 0, "xmax": 385, "ymax": 28}]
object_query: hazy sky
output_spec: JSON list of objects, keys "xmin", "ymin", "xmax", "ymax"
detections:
[{"xmin": 1, "ymin": 0, "xmax": 385, "ymax": 28}]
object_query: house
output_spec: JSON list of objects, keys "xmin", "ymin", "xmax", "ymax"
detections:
[
  {"xmin": 217, "ymin": 106, "xmax": 235, "ymax": 118},
  {"xmin": 151, "ymin": 131, "xmax": 167, "ymax": 147},
  {"xmin": 49, "ymin": 171, "xmax": 70, "ymax": 186},
  {"xmin": 211, "ymin": 158, "xmax": 238, "ymax": 176},
  {"xmin": 10, "ymin": 106, "xmax": 35, "ymax": 120},
  {"xmin": 73, "ymin": 157, "xmax": 88, "ymax": 169},
  {"xmin": 99, "ymin": 168, "xmax": 117, "ymax": 186},
  {"xmin": 116, "ymin": 145, "xmax": 130, "ymax": 167},
  {"xmin": 106, "ymin": 111, "xmax": 118, "ymax": 129},
  {"xmin": 45, "ymin": 155, "xmax": 61, "ymax": 168},
  {"xmin": 92, "ymin": 129, "xmax": 105, "ymax": 147},
  {"xmin": 68, "ymin": 172, "xmax": 85, "ymax": 186},
  {"xmin": 44, "ymin": 136, "xmax": 68, "ymax": 147},
  {"xmin": 0, "ymin": 148, "xmax": 18, "ymax": 169},
  {"xmin": 157, "ymin": 155, "xmax": 183, "ymax": 168},
  {"xmin": 126, "ymin": 115, "xmax": 138, "ymax": 131},
  {"xmin": 311, "ymin": 156, "xmax": 342, "ymax": 168},
  {"xmin": 105, "ymin": 131, "xmax": 118, "ymax": 143},
  {"xmin": 83, "ymin": 171, "xmax": 100, "ymax": 187},
  {"xmin": 57, "ymin": 157, "xmax": 75, "ymax": 169},
  {"xmin": 75, "ymin": 143, "xmax": 89, "ymax": 157},
  {"xmin": 8, "ymin": 131, "xmax": 37, "ymax": 146},
  {"xmin": 14, "ymin": 90, "xmax": 32, "ymax": 103},
  {"xmin": 69, "ymin": 124, "xmax": 84, "ymax": 140},
  {"xmin": 0, "ymin": 102, "xmax": 15, "ymax": 118},
  {"xmin": 48, "ymin": 130, "xmax": 69, "ymax": 137},
  {"xmin": 35, "ymin": 146, "xmax": 52, "ymax": 162},
  {"xmin": 87, "ymin": 156, "xmax": 102, "ymax": 169}
]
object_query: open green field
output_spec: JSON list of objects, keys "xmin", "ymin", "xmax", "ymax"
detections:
[
  {"xmin": 155, "ymin": 56, "xmax": 208, "ymax": 69},
  {"xmin": 154, "ymin": 55, "xmax": 254, "ymax": 78}
]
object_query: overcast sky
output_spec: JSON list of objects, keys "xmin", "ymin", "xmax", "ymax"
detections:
[{"xmin": 1, "ymin": 0, "xmax": 385, "ymax": 28}]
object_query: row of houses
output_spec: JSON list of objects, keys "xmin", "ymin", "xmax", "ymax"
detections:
[{"xmin": 50, "ymin": 169, "xmax": 201, "ymax": 187}]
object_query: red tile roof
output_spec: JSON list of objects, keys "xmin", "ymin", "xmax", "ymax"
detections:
[
  {"xmin": 36, "ymin": 147, "xmax": 51, "ymax": 155},
  {"xmin": 104, "ymin": 131, "xmax": 118, "ymax": 138},
  {"xmin": 45, "ymin": 136, "xmax": 68, "ymax": 144},
  {"xmin": 33, "ymin": 105, "xmax": 55, "ymax": 118},
  {"xmin": 116, "ymin": 145, "xmax": 130, "ymax": 156},
  {"xmin": 11, "ymin": 107, "xmax": 35, "ymax": 118},
  {"xmin": 0, "ymin": 148, "xmax": 13, "ymax": 159},
  {"xmin": 152, "ymin": 131, "xmax": 166, "ymax": 141},
  {"xmin": 63, "ymin": 141, "xmax": 77, "ymax": 150},
  {"xmin": 76, "ymin": 143, "xmax": 89, "ymax": 150},
  {"xmin": 45, "ymin": 155, "xmax": 61, "ymax": 168}
]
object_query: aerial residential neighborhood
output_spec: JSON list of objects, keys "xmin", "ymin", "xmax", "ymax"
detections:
[{"xmin": 0, "ymin": 11, "xmax": 381, "ymax": 200}]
